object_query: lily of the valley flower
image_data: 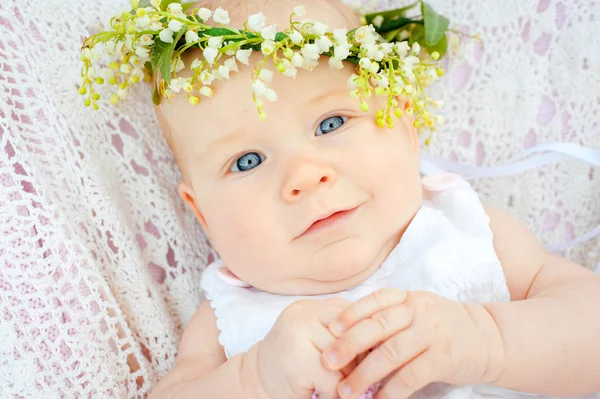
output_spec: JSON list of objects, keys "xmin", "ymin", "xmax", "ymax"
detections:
[
  {"xmin": 185, "ymin": 30, "xmax": 199, "ymax": 44},
  {"xmin": 213, "ymin": 7, "xmax": 230, "ymax": 24},
  {"xmin": 197, "ymin": 8, "xmax": 213, "ymax": 21},
  {"xmin": 248, "ymin": 12, "xmax": 266, "ymax": 31},
  {"xmin": 236, "ymin": 48, "xmax": 252, "ymax": 65}
]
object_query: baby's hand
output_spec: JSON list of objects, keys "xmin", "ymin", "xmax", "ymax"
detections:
[
  {"xmin": 248, "ymin": 298, "xmax": 357, "ymax": 399},
  {"xmin": 321, "ymin": 289, "xmax": 504, "ymax": 399}
]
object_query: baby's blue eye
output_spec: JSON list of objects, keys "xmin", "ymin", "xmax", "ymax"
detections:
[
  {"xmin": 316, "ymin": 116, "xmax": 348, "ymax": 135},
  {"xmin": 230, "ymin": 152, "xmax": 265, "ymax": 172}
]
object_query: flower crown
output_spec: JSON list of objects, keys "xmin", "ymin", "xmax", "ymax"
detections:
[{"xmin": 80, "ymin": 0, "xmax": 450, "ymax": 131}]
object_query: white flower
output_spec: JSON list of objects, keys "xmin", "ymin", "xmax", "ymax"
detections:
[
  {"xmin": 369, "ymin": 62, "xmax": 379, "ymax": 74},
  {"xmin": 149, "ymin": 21, "xmax": 162, "ymax": 31},
  {"xmin": 213, "ymin": 7, "xmax": 230, "ymax": 24},
  {"xmin": 372, "ymin": 15, "xmax": 384, "ymax": 28},
  {"xmin": 354, "ymin": 25, "xmax": 377, "ymax": 46},
  {"xmin": 403, "ymin": 55, "xmax": 420, "ymax": 68},
  {"xmin": 259, "ymin": 68, "xmax": 273, "ymax": 83},
  {"xmin": 224, "ymin": 57, "xmax": 238, "ymax": 72},
  {"xmin": 333, "ymin": 28, "xmax": 348, "ymax": 44},
  {"xmin": 191, "ymin": 58, "xmax": 202, "ymax": 70},
  {"xmin": 359, "ymin": 57, "xmax": 371, "ymax": 69},
  {"xmin": 105, "ymin": 40, "xmax": 116, "ymax": 53},
  {"xmin": 248, "ymin": 12, "xmax": 266, "ymax": 31},
  {"xmin": 373, "ymin": 73, "xmax": 389, "ymax": 88},
  {"xmin": 217, "ymin": 65, "xmax": 230, "ymax": 79},
  {"xmin": 380, "ymin": 42, "xmax": 394, "ymax": 55},
  {"xmin": 252, "ymin": 79, "xmax": 267, "ymax": 95},
  {"xmin": 171, "ymin": 56, "xmax": 185, "ymax": 73},
  {"xmin": 151, "ymin": 0, "xmax": 161, "ymax": 10},
  {"xmin": 120, "ymin": 64, "xmax": 132, "ymax": 74},
  {"xmin": 311, "ymin": 22, "xmax": 328, "ymax": 36},
  {"xmin": 199, "ymin": 86, "xmax": 214, "ymax": 97},
  {"xmin": 289, "ymin": 29, "xmax": 303, "ymax": 45},
  {"xmin": 168, "ymin": 19, "xmax": 184, "ymax": 32},
  {"xmin": 283, "ymin": 67, "xmax": 297, "ymax": 78},
  {"xmin": 333, "ymin": 44, "xmax": 351, "ymax": 60},
  {"xmin": 135, "ymin": 46, "xmax": 150, "ymax": 61},
  {"xmin": 280, "ymin": 60, "xmax": 297, "ymax": 78},
  {"xmin": 183, "ymin": 80, "xmax": 193, "ymax": 92},
  {"xmin": 169, "ymin": 77, "xmax": 186, "ymax": 92},
  {"xmin": 159, "ymin": 28, "xmax": 174, "ymax": 43},
  {"xmin": 264, "ymin": 88, "xmax": 277, "ymax": 101},
  {"xmin": 236, "ymin": 48, "xmax": 252, "ymax": 65},
  {"xmin": 185, "ymin": 30, "xmax": 199, "ymax": 44},
  {"xmin": 139, "ymin": 34, "xmax": 154, "ymax": 46},
  {"xmin": 197, "ymin": 8, "xmax": 213, "ymax": 21},
  {"xmin": 301, "ymin": 43, "xmax": 320, "ymax": 59},
  {"xmin": 167, "ymin": 3, "xmax": 183, "ymax": 14},
  {"xmin": 315, "ymin": 36, "xmax": 333, "ymax": 52},
  {"xmin": 261, "ymin": 25, "xmax": 277, "ymax": 41},
  {"xmin": 203, "ymin": 47, "xmax": 219, "ymax": 64},
  {"xmin": 208, "ymin": 36, "xmax": 223, "ymax": 49},
  {"xmin": 291, "ymin": 52, "xmax": 304, "ymax": 67},
  {"xmin": 136, "ymin": 15, "xmax": 151, "ymax": 29},
  {"xmin": 261, "ymin": 39, "xmax": 276, "ymax": 55},
  {"xmin": 293, "ymin": 5, "xmax": 306, "ymax": 16},
  {"xmin": 329, "ymin": 57, "xmax": 344, "ymax": 69},
  {"xmin": 366, "ymin": 45, "xmax": 384, "ymax": 62},
  {"xmin": 347, "ymin": 74, "xmax": 359, "ymax": 89},
  {"xmin": 200, "ymin": 70, "xmax": 215, "ymax": 85},
  {"xmin": 411, "ymin": 42, "xmax": 421, "ymax": 55},
  {"xmin": 395, "ymin": 41, "xmax": 410, "ymax": 58},
  {"xmin": 125, "ymin": 34, "xmax": 134, "ymax": 51}
]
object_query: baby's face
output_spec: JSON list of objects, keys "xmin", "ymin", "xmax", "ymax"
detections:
[{"xmin": 162, "ymin": 2, "xmax": 423, "ymax": 295}]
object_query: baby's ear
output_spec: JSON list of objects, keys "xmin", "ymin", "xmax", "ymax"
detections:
[{"xmin": 178, "ymin": 182, "xmax": 211, "ymax": 237}]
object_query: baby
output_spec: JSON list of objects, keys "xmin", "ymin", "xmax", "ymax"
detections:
[{"xmin": 131, "ymin": 0, "xmax": 600, "ymax": 398}]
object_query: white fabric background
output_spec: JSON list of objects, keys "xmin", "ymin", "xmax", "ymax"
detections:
[{"xmin": 0, "ymin": 0, "xmax": 598, "ymax": 397}]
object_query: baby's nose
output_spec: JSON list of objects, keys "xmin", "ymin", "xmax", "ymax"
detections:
[{"xmin": 282, "ymin": 161, "xmax": 336, "ymax": 202}]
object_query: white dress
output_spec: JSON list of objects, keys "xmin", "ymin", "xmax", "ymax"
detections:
[{"xmin": 200, "ymin": 173, "xmax": 555, "ymax": 398}]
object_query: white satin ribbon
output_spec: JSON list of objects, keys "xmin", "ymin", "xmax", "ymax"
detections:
[{"xmin": 420, "ymin": 142, "xmax": 600, "ymax": 253}]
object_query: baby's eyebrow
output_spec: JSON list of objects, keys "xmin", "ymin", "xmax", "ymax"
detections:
[
  {"xmin": 308, "ymin": 87, "xmax": 350, "ymax": 105},
  {"xmin": 205, "ymin": 128, "xmax": 243, "ymax": 152}
]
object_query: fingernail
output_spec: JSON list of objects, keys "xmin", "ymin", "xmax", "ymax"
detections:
[
  {"xmin": 338, "ymin": 382, "xmax": 353, "ymax": 398},
  {"xmin": 330, "ymin": 320, "xmax": 345, "ymax": 336},
  {"xmin": 325, "ymin": 349, "xmax": 340, "ymax": 368}
]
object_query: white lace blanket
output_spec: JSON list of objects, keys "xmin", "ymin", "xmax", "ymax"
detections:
[{"xmin": 0, "ymin": 0, "xmax": 598, "ymax": 397}]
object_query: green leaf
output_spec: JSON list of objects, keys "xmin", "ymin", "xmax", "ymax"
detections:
[
  {"xmin": 274, "ymin": 32, "xmax": 288, "ymax": 42},
  {"xmin": 364, "ymin": 2, "xmax": 419, "ymax": 25},
  {"xmin": 377, "ymin": 17, "xmax": 418, "ymax": 35},
  {"xmin": 204, "ymin": 27, "xmax": 239, "ymax": 37},
  {"xmin": 421, "ymin": 2, "xmax": 449, "ymax": 46},
  {"xmin": 150, "ymin": 29, "xmax": 185, "ymax": 86},
  {"xmin": 427, "ymin": 33, "xmax": 448, "ymax": 58},
  {"xmin": 408, "ymin": 23, "xmax": 425, "ymax": 46}
]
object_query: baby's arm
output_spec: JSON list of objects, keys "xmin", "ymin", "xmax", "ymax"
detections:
[
  {"xmin": 483, "ymin": 206, "xmax": 600, "ymax": 395},
  {"xmin": 148, "ymin": 300, "xmax": 266, "ymax": 399}
]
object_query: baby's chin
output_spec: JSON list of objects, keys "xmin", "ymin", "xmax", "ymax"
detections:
[{"xmin": 251, "ymin": 239, "xmax": 398, "ymax": 296}]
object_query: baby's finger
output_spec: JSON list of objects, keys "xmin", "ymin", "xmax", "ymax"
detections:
[
  {"xmin": 375, "ymin": 352, "xmax": 436, "ymax": 399},
  {"xmin": 323, "ymin": 305, "xmax": 413, "ymax": 371},
  {"xmin": 335, "ymin": 329, "xmax": 427, "ymax": 399},
  {"xmin": 318, "ymin": 297, "xmax": 354, "ymax": 327},
  {"xmin": 329, "ymin": 289, "xmax": 408, "ymax": 337}
]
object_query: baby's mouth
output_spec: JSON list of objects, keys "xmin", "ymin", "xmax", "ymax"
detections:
[{"xmin": 296, "ymin": 205, "xmax": 362, "ymax": 239}]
